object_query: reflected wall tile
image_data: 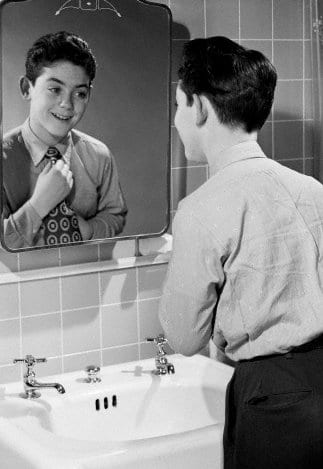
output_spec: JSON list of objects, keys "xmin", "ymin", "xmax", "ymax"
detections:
[
  {"xmin": 63, "ymin": 350, "xmax": 101, "ymax": 374},
  {"xmin": 0, "ymin": 364, "xmax": 21, "ymax": 384},
  {"xmin": 275, "ymin": 81, "xmax": 303, "ymax": 120},
  {"xmin": 0, "ymin": 248, "xmax": 18, "ymax": 273},
  {"xmin": 274, "ymin": 121, "xmax": 303, "ymax": 159},
  {"xmin": 305, "ymin": 41, "xmax": 313, "ymax": 79},
  {"xmin": 138, "ymin": 298, "xmax": 163, "ymax": 342},
  {"xmin": 258, "ymin": 122, "xmax": 273, "ymax": 158},
  {"xmin": 62, "ymin": 272, "xmax": 99, "ymax": 311},
  {"xmin": 240, "ymin": 0, "xmax": 272, "ymax": 39},
  {"xmin": 63, "ymin": 307, "xmax": 100, "ymax": 354},
  {"xmin": 20, "ymin": 278, "xmax": 60, "ymax": 316},
  {"xmin": 305, "ymin": 158, "xmax": 314, "ymax": 176},
  {"xmin": 304, "ymin": 0, "xmax": 312, "ymax": 40},
  {"xmin": 305, "ymin": 120, "xmax": 315, "ymax": 157},
  {"xmin": 0, "ymin": 283, "xmax": 19, "ymax": 320},
  {"xmin": 170, "ymin": 0, "xmax": 205, "ymax": 39},
  {"xmin": 240, "ymin": 40, "xmax": 272, "ymax": 61},
  {"xmin": 21, "ymin": 313, "xmax": 61, "ymax": 358},
  {"xmin": 0, "ymin": 319, "xmax": 20, "ymax": 365},
  {"xmin": 138, "ymin": 264, "xmax": 168, "ymax": 300},
  {"xmin": 102, "ymin": 303, "xmax": 138, "ymax": 348},
  {"xmin": 100, "ymin": 269, "xmax": 137, "ymax": 305},
  {"xmin": 273, "ymin": 0, "xmax": 303, "ymax": 39},
  {"xmin": 102, "ymin": 344, "xmax": 139, "ymax": 367},
  {"xmin": 172, "ymin": 166, "xmax": 208, "ymax": 211},
  {"xmin": 60, "ymin": 243, "xmax": 99, "ymax": 267},
  {"xmin": 19, "ymin": 248, "xmax": 59, "ymax": 272},
  {"xmin": 274, "ymin": 41, "xmax": 303, "ymax": 79},
  {"xmin": 205, "ymin": 0, "xmax": 239, "ymax": 38},
  {"xmin": 278, "ymin": 159, "xmax": 304, "ymax": 173},
  {"xmin": 305, "ymin": 81, "xmax": 313, "ymax": 119}
]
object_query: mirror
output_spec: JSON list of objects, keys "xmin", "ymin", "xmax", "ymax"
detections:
[{"xmin": 0, "ymin": 0, "xmax": 171, "ymax": 251}]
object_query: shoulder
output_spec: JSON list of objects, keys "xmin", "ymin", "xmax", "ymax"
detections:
[
  {"xmin": 3, "ymin": 126, "xmax": 23, "ymax": 152},
  {"xmin": 71, "ymin": 129, "xmax": 113, "ymax": 160}
]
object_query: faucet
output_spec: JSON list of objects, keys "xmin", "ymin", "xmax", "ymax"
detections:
[
  {"xmin": 146, "ymin": 334, "xmax": 175, "ymax": 375},
  {"xmin": 13, "ymin": 354, "xmax": 66, "ymax": 399}
]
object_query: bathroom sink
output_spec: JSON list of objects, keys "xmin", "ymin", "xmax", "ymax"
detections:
[{"xmin": 0, "ymin": 354, "xmax": 233, "ymax": 469}]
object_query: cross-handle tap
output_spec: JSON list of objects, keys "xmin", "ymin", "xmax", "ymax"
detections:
[
  {"xmin": 146, "ymin": 334, "xmax": 175, "ymax": 375},
  {"xmin": 13, "ymin": 354, "xmax": 65, "ymax": 399}
]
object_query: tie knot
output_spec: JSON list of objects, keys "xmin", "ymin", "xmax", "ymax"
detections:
[{"xmin": 45, "ymin": 147, "xmax": 62, "ymax": 162}]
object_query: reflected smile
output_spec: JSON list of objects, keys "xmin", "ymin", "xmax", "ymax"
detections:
[{"xmin": 51, "ymin": 112, "xmax": 73, "ymax": 121}]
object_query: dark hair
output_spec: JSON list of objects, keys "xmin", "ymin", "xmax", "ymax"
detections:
[
  {"xmin": 25, "ymin": 31, "xmax": 97, "ymax": 85},
  {"xmin": 178, "ymin": 36, "xmax": 277, "ymax": 133}
]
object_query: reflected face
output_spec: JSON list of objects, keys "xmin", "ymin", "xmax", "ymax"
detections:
[
  {"xmin": 174, "ymin": 83, "xmax": 203, "ymax": 163},
  {"xmin": 25, "ymin": 60, "xmax": 91, "ymax": 144}
]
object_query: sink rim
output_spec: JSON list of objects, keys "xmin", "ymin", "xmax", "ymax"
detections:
[{"xmin": 0, "ymin": 354, "xmax": 233, "ymax": 465}]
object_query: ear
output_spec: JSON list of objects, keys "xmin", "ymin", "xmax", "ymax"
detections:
[
  {"xmin": 19, "ymin": 76, "xmax": 32, "ymax": 100},
  {"xmin": 193, "ymin": 94, "xmax": 208, "ymax": 127}
]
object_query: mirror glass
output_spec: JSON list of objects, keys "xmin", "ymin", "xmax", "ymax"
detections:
[{"xmin": 1, "ymin": 0, "xmax": 171, "ymax": 251}]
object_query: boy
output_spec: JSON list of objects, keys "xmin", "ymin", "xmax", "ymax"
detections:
[
  {"xmin": 159, "ymin": 36, "xmax": 323, "ymax": 468},
  {"xmin": 3, "ymin": 31, "xmax": 127, "ymax": 248}
]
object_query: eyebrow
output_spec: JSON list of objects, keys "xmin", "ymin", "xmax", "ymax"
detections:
[{"xmin": 46, "ymin": 77, "xmax": 90, "ymax": 89}]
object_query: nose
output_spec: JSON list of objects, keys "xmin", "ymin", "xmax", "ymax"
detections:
[{"xmin": 59, "ymin": 92, "xmax": 74, "ymax": 110}]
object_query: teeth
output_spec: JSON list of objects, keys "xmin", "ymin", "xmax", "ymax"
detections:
[{"xmin": 52, "ymin": 113, "xmax": 71, "ymax": 121}]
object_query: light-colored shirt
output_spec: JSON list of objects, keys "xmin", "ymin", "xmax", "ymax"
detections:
[
  {"xmin": 159, "ymin": 140, "xmax": 323, "ymax": 361},
  {"xmin": 3, "ymin": 120, "xmax": 127, "ymax": 248}
]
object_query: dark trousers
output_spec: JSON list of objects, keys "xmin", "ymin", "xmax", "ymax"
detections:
[{"xmin": 223, "ymin": 338, "xmax": 323, "ymax": 469}]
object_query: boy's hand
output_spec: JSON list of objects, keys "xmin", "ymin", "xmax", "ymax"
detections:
[
  {"xmin": 76, "ymin": 215, "xmax": 94, "ymax": 240},
  {"xmin": 30, "ymin": 161, "xmax": 73, "ymax": 218}
]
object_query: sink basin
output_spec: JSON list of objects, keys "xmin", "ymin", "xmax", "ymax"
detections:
[{"xmin": 0, "ymin": 354, "xmax": 233, "ymax": 469}]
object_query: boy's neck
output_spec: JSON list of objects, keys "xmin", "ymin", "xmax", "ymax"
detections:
[{"xmin": 28, "ymin": 118, "xmax": 68, "ymax": 147}]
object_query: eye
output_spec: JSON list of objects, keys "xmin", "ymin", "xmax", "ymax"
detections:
[
  {"xmin": 48, "ymin": 87, "xmax": 61, "ymax": 95},
  {"xmin": 75, "ymin": 90, "xmax": 88, "ymax": 100}
]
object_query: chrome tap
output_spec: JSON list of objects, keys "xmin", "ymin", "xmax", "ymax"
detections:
[
  {"xmin": 146, "ymin": 334, "xmax": 175, "ymax": 375},
  {"xmin": 13, "ymin": 354, "xmax": 66, "ymax": 399}
]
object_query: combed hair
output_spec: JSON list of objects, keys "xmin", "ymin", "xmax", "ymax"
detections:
[
  {"xmin": 25, "ymin": 31, "xmax": 97, "ymax": 84},
  {"xmin": 178, "ymin": 36, "xmax": 277, "ymax": 133}
]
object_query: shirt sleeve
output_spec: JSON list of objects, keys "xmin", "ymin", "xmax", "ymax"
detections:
[
  {"xmin": 2, "ymin": 193, "xmax": 43, "ymax": 249},
  {"xmin": 85, "ymin": 151, "xmax": 128, "ymax": 240},
  {"xmin": 158, "ymin": 206, "xmax": 226, "ymax": 356}
]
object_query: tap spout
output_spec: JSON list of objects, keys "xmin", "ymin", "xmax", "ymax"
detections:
[{"xmin": 26, "ymin": 380, "xmax": 66, "ymax": 394}]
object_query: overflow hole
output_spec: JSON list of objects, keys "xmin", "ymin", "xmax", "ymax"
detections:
[
  {"xmin": 104, "ymin": 396, "xmax": 108, "ymax": 409},
  {"xmin": 112, "ymin": 395, "xmax": 117, "ymax": 407},
  {"xmin": 95, "ymin": 398, "xmax": 100, "ymax": 411}
]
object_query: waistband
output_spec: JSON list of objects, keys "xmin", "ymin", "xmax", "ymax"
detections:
[{"xmin": 240, "ymin": 333, "xmax": 323, "ymax": 363}]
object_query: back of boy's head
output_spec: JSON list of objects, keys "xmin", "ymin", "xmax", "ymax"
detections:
[
  {"xmin": 178, "ymin": 36, "xmax": 277, "ymax": 133},
  {"xmin": 25, "ymin": 31, "xmax": 97, "ymax": 85}
]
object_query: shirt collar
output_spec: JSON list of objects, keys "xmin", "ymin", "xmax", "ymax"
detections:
[
  {"xmin": 209, "ymin": 140, "xmax": 267, "ymax": 176},
  {"xmin": 21, "ymin": 119, "xmax": 72, "ymax": 166}
]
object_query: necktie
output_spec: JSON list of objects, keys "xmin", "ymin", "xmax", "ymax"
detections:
[{"xmin": 42, "ymin": 147, "xmax": 82, "ymax": 245}]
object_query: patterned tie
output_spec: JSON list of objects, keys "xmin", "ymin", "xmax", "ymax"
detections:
[{"xmin": 42, "ymin": 147, "xmax": 82, "ymax": 245}]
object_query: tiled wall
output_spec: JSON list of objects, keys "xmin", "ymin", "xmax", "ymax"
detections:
[{"xmin": 0, "ymin": 0, "xmax": 316, "ymax": 383}]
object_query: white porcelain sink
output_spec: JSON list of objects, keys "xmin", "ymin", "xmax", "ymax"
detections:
[{"xmin": 0, "ymin": 354, "xmax": 233, "ymax": 469}]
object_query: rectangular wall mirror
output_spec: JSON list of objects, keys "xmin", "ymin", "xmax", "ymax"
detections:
[{"xmin": 0, "ymin": 0, "xmax": 171, "ymax": 252}]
